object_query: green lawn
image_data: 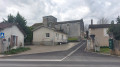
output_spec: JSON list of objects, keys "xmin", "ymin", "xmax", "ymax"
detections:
[{"xmin": 100, "ymin": 47, "xmax": 110, "ymax": 54}]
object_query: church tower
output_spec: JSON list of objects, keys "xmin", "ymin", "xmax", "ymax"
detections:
[{"xmin": 43, "ymin": 16, "xmax": 57, "ymax": 28}]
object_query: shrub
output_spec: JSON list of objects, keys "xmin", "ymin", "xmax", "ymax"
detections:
[
  {"xmin": 100, "ymin": 47, "xmax": 110, "ymax": 54},
  {"xmin": 68, "ymin": 37, "xmax": 79, "ymax": 42},
  {"xmin": 100, "ymin": 46, "xmax": 109, "ymax": 48},
  {"xmin": 4, "ymin": 47, "xmax": 30, "ymax": 55}
]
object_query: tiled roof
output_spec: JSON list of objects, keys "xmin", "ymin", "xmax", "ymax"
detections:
[
  {"xmin": 56, "ymin": 19, "xmax": 83, "ymax": 24},
  {"xmin": 0, "ymin": 22, "xmax": 15, "ymax": 29},
  {"xmin": 32, "ymin": 26, "xmax": 67, "ymax": 34},
  {"xmin": 0, "ymin": 22, "xmax": 25, "ymax": 35},
  {"xmin": 89, "ymin": 24, "xmax": 112, "ymax": 28}
]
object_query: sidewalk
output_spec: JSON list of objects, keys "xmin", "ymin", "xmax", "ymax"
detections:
[
  {"xmin": 0, "ymin": 42, "xmax": 79, "ymax": 57},
  {"xmin": 18, "ymin": 42, "xmax": 79, "ymax": 55}
]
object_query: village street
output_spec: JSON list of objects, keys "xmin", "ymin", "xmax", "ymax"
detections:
[{"xmin": 0, "ymin": 40, "xmax": 120, "ymax": 67}]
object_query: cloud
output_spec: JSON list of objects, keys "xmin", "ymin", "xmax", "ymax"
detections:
[{"xmin": 0, "ymin": 0, "xmax": 120, "ymax": 26}]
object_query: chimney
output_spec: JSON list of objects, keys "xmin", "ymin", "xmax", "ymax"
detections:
[{"xmin": 91, "ymin": 19, "xmax": 93, "ymax": 25}]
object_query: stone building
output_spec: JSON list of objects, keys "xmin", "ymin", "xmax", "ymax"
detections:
[
  {"xmin": 89, "ymin": 22, "xmax": 111, "ymax": 46},
  {"xmin": 0, "ymin": 23, "xmax": 25, "ymax": 53},
  {"xmin": 43, "ymin": 16, "xmax": 84, "ymax": 39},
  {"xmin": 33, "ymin": 26, "xmax": 68, "ymax": 45},
  {"xmin": 32, "ymin": 15, "xmax": 84, "ymax": 45}
]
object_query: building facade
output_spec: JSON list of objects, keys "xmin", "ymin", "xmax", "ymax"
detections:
[
  {"xmin": 33, "ymin": 26, "xmax": 68, "ymax": 45},
  {"xmin": 89, "ymin": 24, "xmax": 111, "ymax": 46},
  {"xmin": 43, "ymin": 16, "xmax": 84, "ymax": 39},
  {"xmin": 0, "ymin": 23, "xmax": 25, "ymax": 53}
]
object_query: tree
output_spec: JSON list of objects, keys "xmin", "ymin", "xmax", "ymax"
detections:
[
  {"xmin": 116, "ymin": 16, "xmax": 120, "ymax": 23},
  {"xmin": 3, "ymin": 14, "xmax": 15, "ymax": 23},
  {"xmin": 8, "ymin": 14, "xmax": 15, "ymax": 23},
  {"xmin": 111, "ymin": 20, "xmax": 114, "ymax": 24},
  {"xmin": 15, "ymin": 13, "xmax": 27, "ymax": 31},
  {"xmin": 97, "ymin": 17, "xmax": 109, "ymax": 24},
  {"xmin": 2, "ymin": 13, "xmax": 33, "ymax": 43},
  {"xmin": 108, "ymin": 18, "xmax": 120, "ymax": 40}
]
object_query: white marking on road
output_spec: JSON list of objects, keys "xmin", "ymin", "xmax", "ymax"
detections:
[
  {"xmin": 0, "ymin": 41, "xmax": 84, "ymax": 62},
  {"xmin": 61, "ymin": 42, "xmax": 85, "ymax": 61},
  {"xmin": 0, "ymin": 59, "xmax": 61, "ymax": 61},
  {"xmin": 0, "ymin": 64, "xmax": 116, "ymax": 67}
]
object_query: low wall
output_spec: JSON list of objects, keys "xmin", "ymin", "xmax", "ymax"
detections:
[
  {"xmin": 113, "ymin": 40, "xmax": 120, "ymax": 55},
  {"xmin": 33, "ymin": 41, "xmax": 57, "ymax": 45}
]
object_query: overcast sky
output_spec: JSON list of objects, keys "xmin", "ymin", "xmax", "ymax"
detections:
[{"xmin": 0, "ymin": 0, "xmax": 120, "ymax": 26}]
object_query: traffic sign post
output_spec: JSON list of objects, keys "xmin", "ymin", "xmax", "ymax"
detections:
[
  {"xmin": 0, "ymin": 32, "xmax": 5, "ymax": 53},
  {"xmin": 0, "ymin": 32, "xmax": 4, "ymax": 38}
]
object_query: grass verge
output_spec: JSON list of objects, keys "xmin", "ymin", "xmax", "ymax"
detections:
[
  {"xmin": 3, "ymin": 47, "xmax": 30, "ymax": 55},
  {"xmin": 68, "ymin": 37, "xmax": 79, "ymax": 42},
  {"xmin": 100, "ymin": 47, "xmax": 110, "ymax": 54}
]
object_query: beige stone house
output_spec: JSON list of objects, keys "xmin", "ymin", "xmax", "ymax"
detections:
[
  {"xmin": 89, "ymin": 23, "xmax": 111, "ymax": 46},
  {"xmin": 32, "ymin": 16, "xmax": 84, "ymax": 39},
  {"xmin": 33, "ymin": 26, "xmax": 68, "ymax": 45},
  {"xmin": 0, "ymin": 23, "xmax": 25, "ymax": 53}
]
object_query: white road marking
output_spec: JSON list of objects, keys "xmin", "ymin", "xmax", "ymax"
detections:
[
  {"xmin": 61, "ymin": 42, "xmax": 85, "ymax": 61},
  {"xmin": 0, "ymin": 59, "xmax": 61, "ymax": 61},
  {"xmin": 0, "ymin": 64, "xmax": 115, "ymax": 67},
  {"xmin": 0, "ymin": 41, "xmax": 85, "ymax": 62}
]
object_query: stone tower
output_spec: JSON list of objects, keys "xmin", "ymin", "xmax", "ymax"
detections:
[{"xmin": 43, "ymin": 16, "xmax": 57, "ymax": 28}]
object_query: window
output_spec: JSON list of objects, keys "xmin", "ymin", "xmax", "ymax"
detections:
[
  {"xmin": 46, "ymin": 33, "xmax": 50, "ymax": 37},
  {"xmin": 57, "ymin": 34, "xmax": 59, "ymax": 39},
  {"xmin": 104, "ymin": 28, "xmax": 108, "ymax": 36},
  {"xmin": 62, "ymin": 35, "xmax": 63, "ymax": 40},
  {"xmin": 56, "ymin": 33, "xmax": 57, "ymax": 37}
]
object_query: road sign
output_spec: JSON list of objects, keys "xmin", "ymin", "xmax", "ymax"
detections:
[{"xmin": 0, "ymin": 32, "xmax": 5, "ymax": 38}]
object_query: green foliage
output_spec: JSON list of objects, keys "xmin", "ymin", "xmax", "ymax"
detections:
[
  {"xmin": 4, "ymin": 47, "xmax": 30, "ymax": 55},
  {"xmin": 108, "ymin": 17, "xmax": 120, "ymax": 40},
  {"xmin": 100, "ymin": 47, "xmax": 110, "ymax": 54},
  {"xmin": 24, "ymin": 27, "xmax": 33, "ymax": 42},
  {"xmin": 15, "ymin": 13, "xmax": 27, "ymax": 29},
  {"xmin": 8, "ymin": 14, "xmax": 15, "ymax": 23},
  {"xmin": 100, "ymin": 46, "xmax": 109, "ymax": 48},
  {"xmin": 2, "ymin": 13, "xmax": 33, "ymax": 43},
  {"xmin": 116, "ymin": 16, "xmax": 120, "ymax": 23},
  {"xmin": 3, "ymin": 14, "xmax": 15, "ymax": 23},
  {"xmin": 109, "ymin": 24, "xmax": 120, "ymax": 40},
  {"xmin": 68, "ymin": 37, "xmax": 78, "ymax": 42}
]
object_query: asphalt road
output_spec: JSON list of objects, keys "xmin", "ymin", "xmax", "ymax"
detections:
[{"xmin": 0, "ymin": 40, "xmax": 120, "ymax": 67}]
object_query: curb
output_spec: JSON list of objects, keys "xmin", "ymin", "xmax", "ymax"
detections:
[
  {"xmin": 0, "ymin": 55, "xmax": 13, "ymax": 58},
  {"xmin": 85, "ymin": 49, "xmax": 120, "ymax": 58},
  {"xmin": 0, "ymin": 42, "xmax": 81, "ymax": 58}
]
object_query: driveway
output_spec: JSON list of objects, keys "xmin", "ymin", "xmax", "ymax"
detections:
[
  {"xmin": 17, "ymin": 42, "xmax": 79, "ymax": 55},
  {"xmin": 1, "ymin": 40, "xmax": 120, "ymax": 67}
]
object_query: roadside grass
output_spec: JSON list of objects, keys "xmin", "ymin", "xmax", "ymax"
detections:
[
  {"xmin": 100, "ymin": 46, "xmax": 110, "ymax": 54},
  {"xmin": 3, "ymin": 47, "xmax": 30, "ymax": 55},
  {"xmin": 68, "ymin": 37, "xmax": 79, "ymax": 42}
]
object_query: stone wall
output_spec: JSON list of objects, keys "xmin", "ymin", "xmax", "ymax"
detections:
[
  {"xmin": 113, "ymin": 40, "xmax": 120, "ymax": 55},
  {"xmin": 43, "ymin": 16, "xmax": 84, "ymax": 39},
  {"xmin": 89, "ymin": 28, "xmax": 109, "ymax": 46},
  {"xmin": 0, "ymin": 39, "xmax": 2, "ymax": 53},
  {"xmin": 55, "ymin": 22, "xmax": 82, "ymax": 38},
  {"xmin": 43, "ymin": 16, "xmax": 57, "ymax": 28}
]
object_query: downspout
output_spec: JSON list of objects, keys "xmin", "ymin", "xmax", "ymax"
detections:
[{"xmin": 53, "ymin": 31, "xmax": 56, "ymax": 45}]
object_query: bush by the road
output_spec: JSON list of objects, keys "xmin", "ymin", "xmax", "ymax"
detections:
[
  {"xmin": 100, "ymin": 47, "xmax": 110, "ymax": 54},
  {"xmin": 68, "ymin": 37, "xmax": 79, "ymax": 42},
  {"xmin": 4, "ymin": 47, "xmax": 30, "ymax": 55}
]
